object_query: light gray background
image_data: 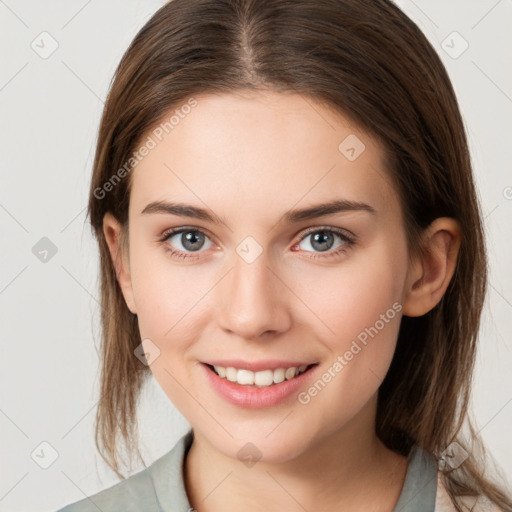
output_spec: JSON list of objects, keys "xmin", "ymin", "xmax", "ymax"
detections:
[{"xmin": 0, "ymin": 1, "xmax": 511, "ymax": 511}]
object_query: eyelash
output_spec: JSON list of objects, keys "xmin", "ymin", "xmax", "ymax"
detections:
[{"xmin": 158, "ymin": 226, "xmax": 356, "ymax": 261}]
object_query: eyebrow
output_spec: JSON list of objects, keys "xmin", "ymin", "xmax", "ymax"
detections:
[{"xmin": 140, "ymin": 199, "xmax": 376, "ymax": 224}]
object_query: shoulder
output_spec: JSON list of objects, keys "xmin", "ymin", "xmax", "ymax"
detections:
[
  {"xmin": 56, "ymin": 467, "xmax": 158, "ymax": 512},
  {"xmin": 435, "ymin": 472, "xmax": 503, "ymax": 512},
  {"xmin": 56, "ymin": 430, "xmax": 194, "ymax": 512}
]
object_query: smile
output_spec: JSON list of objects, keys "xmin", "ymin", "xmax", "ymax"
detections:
[
  {"xmin": 202, "ymin": 361, "xmax": 319, "ymax": 409},
  {"xmin": 208, "ymin": 364, "xmax": 312, "ymax": 387}
]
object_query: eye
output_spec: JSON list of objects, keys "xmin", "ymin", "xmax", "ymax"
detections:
[
  {"xmin": 159, "ymin": 227, "xmax": 214, "ymax": 259},
  {"xmin": 293, "ymin": 227, "xmax": 355, "ymax": 258},
  {"xmin": 159, "ymin": 226, "xmax": 355, "ymax": 261}
]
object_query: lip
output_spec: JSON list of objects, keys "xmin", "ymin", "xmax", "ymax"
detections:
[
  {"xmin": 201, "ymin": 362, "xmax": 319, "ymax": 409},
  {"xmin": 202, "ymin": 359, "xmax": 315, "ymax": 372}
]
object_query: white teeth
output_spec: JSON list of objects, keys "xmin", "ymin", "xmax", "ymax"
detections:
[
  {"xmin": 273, "ymin": 368, "xmax": 285, "ymax": 384},
  {"xmin": 211, "ymin": 364, "xmax": 310, "ymax": 387},
  {"xmin": 237, "ymin": 369, "xmax": 255, "ymax": 385},
  {"xmin": 285, "ymin": 367, "xmax": 297, "ymax": 380},
  {"xmin": 214, "ymin": 365, "xmax": 226, "ymax": 378},
  {"xmin": 254, "ymin": 370, "xmax": 274, "ymax": 386},
  {"xmin": 225, "ymin": 367, "xmax": 237, "ymax": 382}
]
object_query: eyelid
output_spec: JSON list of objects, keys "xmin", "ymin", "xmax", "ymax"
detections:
[
  {"xmin": 159, "ymin": 225, "xmax": 214, "ymax": 242},
  {"xmin": 296, "ymin": 225, "xmax": 356, "ymax": 244}
]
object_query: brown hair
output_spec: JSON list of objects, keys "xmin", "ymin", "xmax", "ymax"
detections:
[{"xmin": 87, "ymin": 0, "xmax": 511, "ymax": 509}]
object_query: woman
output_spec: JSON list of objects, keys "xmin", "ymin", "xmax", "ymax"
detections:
[{"xmin": 58, "ymin": 0, "xmax": 512, "ymax": 510}]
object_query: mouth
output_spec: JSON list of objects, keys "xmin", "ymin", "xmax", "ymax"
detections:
[
  {"xmin": 201, "ymin": 360, "xmax": 320, "ymax": 409},
  {"xmin": 204, "ymin": 363, "xmax": 318, "ymax": 388}
]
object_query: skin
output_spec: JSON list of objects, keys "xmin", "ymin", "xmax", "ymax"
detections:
[{"xmin": 103, "ymin": 89, "xmax": 461, "ymax": 511}]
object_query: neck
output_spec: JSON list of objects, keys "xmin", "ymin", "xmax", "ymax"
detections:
[{"xmin": 183, "ymin": 395, "xmax": 408, "ymax": 512}]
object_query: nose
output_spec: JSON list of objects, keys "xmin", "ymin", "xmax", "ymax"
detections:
[{"xmin": 216, "ymin": 251, "xmax": 292, "ymax": 341}]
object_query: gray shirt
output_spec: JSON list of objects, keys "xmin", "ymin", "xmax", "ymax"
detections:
[{"xmin": 57, "ymin": 430, "xmax": 437, "ymax": 512}]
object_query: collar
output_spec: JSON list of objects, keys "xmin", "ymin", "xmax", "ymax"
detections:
[{"xmin": 149, "ymin": 430, "xmax": 437, "ymax": 512}]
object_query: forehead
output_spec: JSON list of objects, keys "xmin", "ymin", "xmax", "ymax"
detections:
[{"xmin": 128, "ymin": 90, "xmax": 399, "ymax": 222}]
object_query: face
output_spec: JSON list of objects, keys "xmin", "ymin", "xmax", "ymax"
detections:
[{"xmin": 110, "ymin": 90, "xmax": 414, "ymax": 462}]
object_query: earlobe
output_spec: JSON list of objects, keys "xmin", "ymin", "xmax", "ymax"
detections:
[
  {"xmin": 402, "ymin": 218, "xmax": 461, "ymax": 317},
  {"xmin": 102, "ymin": 212, "xmax": 137, "ymax": 314}
]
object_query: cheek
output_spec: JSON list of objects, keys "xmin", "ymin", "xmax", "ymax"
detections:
[
  {"xmin": 128, "ymin": 246, "xmax": 212, "ymax": 412},
  {"xmin": 289, "ymin": 238, "xmax": 407, "ymax": 347},
  {"xmin": 128, "ymin": 240, "xmax": 210, "ymax": 345},
  {"xmin": 290, "ymin": 239, "xmax": 407, "ymax": 410}
]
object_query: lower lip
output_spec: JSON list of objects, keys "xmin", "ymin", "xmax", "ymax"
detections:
[{"xmin": 201, "ymin": 363, "xmax": 317, "ymax": 409}]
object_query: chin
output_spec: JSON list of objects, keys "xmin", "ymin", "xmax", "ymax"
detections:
[{"xmin": 205, "ymin": 422, "xmax": 316, "ymax": 464}]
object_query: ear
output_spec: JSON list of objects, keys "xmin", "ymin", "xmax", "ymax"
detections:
[
  {"xmin": 103, "ymin": 212, "xmax": 137, "ymax": 314},
  {"xmin": 402, "ymin": 217, "xmax": 461, "ymax": 317}
]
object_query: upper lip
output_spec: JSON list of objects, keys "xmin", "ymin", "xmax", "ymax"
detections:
[{"xmin": 202, "ymin": 360, "xmax": 317, "ymax": 372}]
